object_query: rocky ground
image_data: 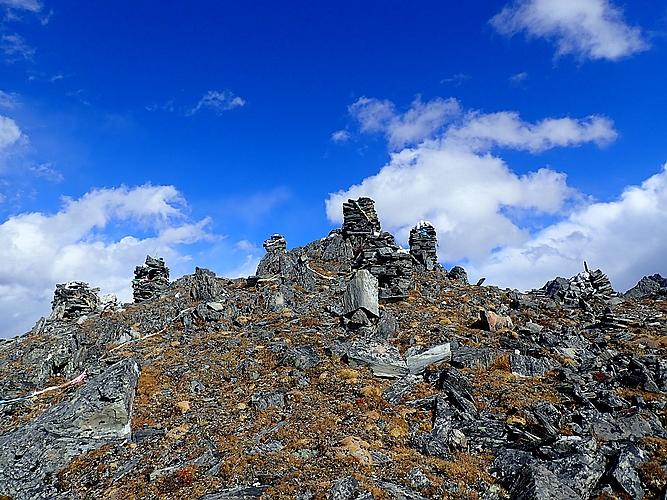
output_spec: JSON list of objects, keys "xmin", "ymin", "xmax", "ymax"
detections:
[{"xmin": 0, "ymin": 198, "xmax": 666, "ymax": 500}]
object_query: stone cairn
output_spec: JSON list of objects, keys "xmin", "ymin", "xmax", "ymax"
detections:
[
  {"xmin": 341, "ymin": 197, "xmax": 381, "ymax": 236},
  {"xmin": 50, "ymin": 281, "xmax": 100, "ymax": 321},
  {"xmin": 342, "ymin": 197, "xmax": 413, "ymax": 299},
  {"xmin": 409, "ymin": 221, "xmax": 438, "ymax": 271},
  {"xmin": 534, "ymin": 263, "xmax": 616, "ymax": 310},
  {"xmin": 256, "ymin": 234, "xmax": 288, "ymax": 278},
  {"xmin": 133, "ymin": 256, "xmax": 170, "ymax": 303}
]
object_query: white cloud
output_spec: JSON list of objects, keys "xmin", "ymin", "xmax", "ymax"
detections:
[
  {"xmin": 0, "ymin": 184, "xmax": 213, "ymax": 337},
  {"xmin": 189, "ymin": 90, "xmax": 246, "ymax": 116},
  {"xmin": 331, "ymin": 129, "xmax": 351, "ymax": 143},
  {"xmin": 29, "ymin": 162, "xmax": 63, "ymax": 182},
  {"xmin": 470, "ymin": 164, "xmax": 667, "ymax": 292},
  {"xmin": 440, "ymin": 73, "xmax": 471, "ymax": 86},
  {"xmin": 349, "ymin": 96, "xmax": 461, "ymax": 150},
  {"xmin": 509, "ymin": 72, "xmax": 528, "ymax": 85},
  {"xmin": 0, "ymin": 0, "xmax": 42, "ymax": 12},
  {"xmin": 1, "ymin": 33, "xmax": 35, "ymax": 61},
  {"xmin": 326, "ymin": 96, "xmax": 651, "ymax": 291},
  {"xmin": 0, "ymin": 90, "xmax": 18, "ymax": 109},
  {"xmin": 0, "ymin": 114, "xmax": 21, "ymax": 150},
  {"xmin": 491, "ymin": 0, "xmax": 648, "ymax": 61},
  {"xmin": 444, "ymin": 112, "xmax": 617, "ymax": 153},
  {"xmin": 327, "ymin": 143, "xmax": 573, "ymax": 261}
]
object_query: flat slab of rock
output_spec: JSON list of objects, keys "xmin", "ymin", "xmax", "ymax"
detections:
[
  {"xmin": 406, "ymin": 344, "xmax": 451, "ymax": 374},
  {"xmin": 344, "ymin": 339, "xmax": 408, "ymax": 378},
  {"xmin": 342, "ymin": 269, "xmax": 379, "ymax": 318},
  {"xmin": 0, "ymin": 359, "xmax": 140, "ymax": 499}
]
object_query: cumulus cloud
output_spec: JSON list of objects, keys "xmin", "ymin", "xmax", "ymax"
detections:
[
  {"xmin": 349, "ymin": 96, "xmax": 460, "ymax": 150},
  {"xmin": 0, "ymin": 115, "xmax": 21, "ymax": 150},
  {"xmin": 189, "ymin": 90, "xmax": 246, "ymax": 116},
  {"xmin": 0, "ymin": 184, "xmax": 213, "ymax": 337},
  {"xmin": 470, "ymin": 165, "xmax": 667, "ymax": 291},
  {"xmin": 444, "ymin": 112, "xmax": 616, "ymax": 153},
  {"xmin": 491, "ymin": 0, "xmax": 648, "ymax": 61},
  {"xmin": 327, "ymin": 143, "xmax": 573, "ymax": 261},
  {"xmin": 325, "ymin": 96, "xmax": 651, "ymax": 291}
]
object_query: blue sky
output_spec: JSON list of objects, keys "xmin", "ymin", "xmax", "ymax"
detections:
[{"xmin": 1, "ymin": 0, "xmax": 667, "ymax": 336}]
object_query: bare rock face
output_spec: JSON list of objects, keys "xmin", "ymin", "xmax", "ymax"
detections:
[
  {"xmin": 133, "ymin": 255, "xmax": 170, "ymax": 303},
  {"xmin": 255, "ymin": 234, "xmax": 316, "ymax": 291},
  {"xmin": 342, "ymin": 269, "xmax": 379, "ymax": 318},
  {"xmin": 0, "ymin": 359, "xmax": 140, "ymax": 499},
  {"xmin": 50, "ymin": 281, "xmax": 100, "ymax": 321},
  {"xmin": 409, "ymin": 221, "xmax": 438, "ymax": 271},
  {"xmin": 624, "ymin": 273, "xmax": 667, "ymax": 299}
]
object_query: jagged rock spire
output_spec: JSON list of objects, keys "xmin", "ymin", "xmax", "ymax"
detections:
[
  {"xmin": 50, "ymin": 281, "xmax": 100, "ymax": 321},
  {"xmin": 132, "ymin": 256, "xmax": 169, "ymax": 303},
  {"xmin": 409, "ymin": 220, "xmax": 438, "ymax": 271}
]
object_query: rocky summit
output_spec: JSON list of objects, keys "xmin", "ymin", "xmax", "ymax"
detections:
[{"xmin": 0, "ymin": 197, "xmax": 666, "ymax": 500}]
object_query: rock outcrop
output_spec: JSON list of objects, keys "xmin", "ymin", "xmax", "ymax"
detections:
[
  {"xmin": 0, "ymin": 359, "xmax": 139, "ymax": 499},
  {"xmin": 625, "ymin": 273, "xmax": 667, "ymax": 299},
  {"xmin": 0, "ymin": 197, "xmax": 665, "ymax": 500}
]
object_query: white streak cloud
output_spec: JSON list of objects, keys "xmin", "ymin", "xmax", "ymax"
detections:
[
  {"xmin": 444, "ymin": 112, "xmax": 617, "ymax": 153},
  {"xmin": 0, "ymin": 0, "xmax": 42, "ymax": 12},
  {"xmin": 189, "ymin": 90, "xmax": 246, "ymax": 116},
  {"xmin": 491, "ymin": 0, "xmax": 648, "ymax": 61}
]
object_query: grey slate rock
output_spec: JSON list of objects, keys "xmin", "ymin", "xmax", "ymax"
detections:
[
  {"xmin": 0, "ymin": 359, "xmax": 140, "ymax": 500},
  {"xmin": 250, "ymin": 391, "xmax": 285, "ymax": 411},
  {"xmin": 510, "ymin": 353, "xmax": 553, "ymax": 377},
  {"xmin": 342, "ymin": 269, "xmax": 379, "ymax": 318},
  {"xmin": 383, "ymin": 375, "xmax": 420, "ymax": 404},
  {"xmin": 447, "ymin": 266, "xmax": 468, "ymax": 284},
  {"xmin": 405, "ymin": 343, "xmax": 451, "ymax": 374},
  {"xmin": 609, "ymin": 445, "xmax": 646, "ymax": 499},
  {"xmin": 624, "ymin": 273, "xmax": 667, "ymax": 299},
  {"xmin": 508, "ymin": 463, "xmax": 581, "ymax": 500},
  {"xmin": 199, "ymin": 485, "xmax": 269, "ymax": 499},
  {"xmin": 344, "ymin": 338, "xmax": 408, "ymax": 378},
  {"xmin": 328, "ymin": 475, "xmax": 363, "ymax": 500},
  {"xmin": 545, "ymin": 452, "xmax": 605, "ymax": 499},
  {"xmin": 377, "ymin": 309, "xmax": 398, "ymax": 339},
  {"xmin": 280, "ymin": 345, "xmax": 321, "ymax": 370},
  {"xmin": 377, "ymin": 481, "xmax": 428, "ymax": 500}
]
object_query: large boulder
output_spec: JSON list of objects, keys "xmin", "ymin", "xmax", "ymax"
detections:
[
  {"xmin": 342, "ymin": 269, "xmax": 379, "ymax": 318},
  {"xmin": 0, "ymin": 359, "xmax": 140, "ymax": 499}
]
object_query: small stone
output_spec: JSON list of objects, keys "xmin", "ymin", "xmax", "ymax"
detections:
[{"xmin": 175, "ymin": 400, "xmax": 190, "ymax": 414}]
